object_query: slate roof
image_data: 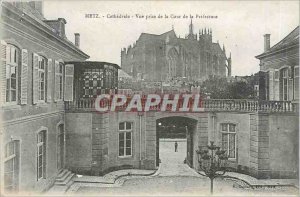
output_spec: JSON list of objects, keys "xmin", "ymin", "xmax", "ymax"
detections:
[
  {"xmin": 212, "ymin": 43, "xmax": 226, "ymax": 58},
  {"xmin": 256, "ymin": 26, "xmax": 299, "ymax": 59}
]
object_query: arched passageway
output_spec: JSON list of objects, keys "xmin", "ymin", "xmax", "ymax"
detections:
[{"xmin": 156, "ymin": 116, "xmax": 197, "ymax": 168}]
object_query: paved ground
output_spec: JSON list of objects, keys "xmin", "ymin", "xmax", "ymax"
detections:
[
  {"xmin": 157, "ymin": 139, "xmax": 198, "ymax": 177},
  {"xmin": 74, "ymin": 139, "xmax": 299, "ymax": 196}
]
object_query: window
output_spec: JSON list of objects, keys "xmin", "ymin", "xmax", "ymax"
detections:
[
  {"xmin": 282, "ymin": 68, "xmax": 289, "ymax": 101},
  {"xmin": 4, "ymin": 141, "xmax": 19, "ymax": 193},
  {"xmin": 37, "ymin": 131, "xmax": 46, "ymax": 180},
  {"xmin": 220, "ymin": 123, "xmax": 236, "ymax": 159},
  {"xmin": 294, "ymin": 66, "xmax": 299, "ymax": 100},
  {"xmin": 6, "ymin": 44, "xmax": 19, "ymax": 103},
  {"xmin": 119, "ymin": 122, "xmax": 132, "ymax": 157},
  {"xmin": 38, "ymin": 56, "xmax": 46, "ymax": 101},
  {"xmin": 58, "ymin": 63, "xmax": 63, "ymax": 100},
  {"xmin": 81, "ymin": 68, "xmax": 104, "ymax": 98},
  {"xmin": 274, "ymin": 70, "xmax": 279, "ymax": 81}
]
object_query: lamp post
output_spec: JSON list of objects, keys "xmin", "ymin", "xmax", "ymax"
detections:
[{"xmin": 196, "ymin": 141, "xmax": 228, "ymax": 195}]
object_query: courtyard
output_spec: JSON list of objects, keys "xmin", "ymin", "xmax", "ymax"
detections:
[{"xmin": 71, "ymin": 139, "xmax": 299, "ymax": 196}]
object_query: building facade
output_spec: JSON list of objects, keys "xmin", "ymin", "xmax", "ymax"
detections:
[
  {"xmin": 121, "ymin": 21, "xmax": 232, "ymax": 82},
  {"xmin": 256, "ymin": 26, "xmax": 299, "ymax": 102},
  {"xmin": 0, "ymin": 1, "xmax": 89, "ymax": 193},
  {"xmin": 0, "ymin": 2, "xmax": 299, "ymax": 195}
]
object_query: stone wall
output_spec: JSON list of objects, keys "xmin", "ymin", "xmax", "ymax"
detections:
[
  {"xmin": 2, "ymin": 112, "xmax": 64, "ymax": 192},
  {"xmin": 65, "ymin": 111, "xmax": 298, "ymax": 179}
]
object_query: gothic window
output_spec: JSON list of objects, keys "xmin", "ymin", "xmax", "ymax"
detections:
[
  {"xmin": 119, "ymin": 122, "xmax": 132, "ymax": 157},
  {"xmin": 220, "ymin": 123, "xmax": 236, "ymax": 159},
  {"xmin": 4, "ymin": 141, "xmax": 20, "ymax": 193},
  {"xmin": 6, "ymin": 44, "xmax": 19, "ymax": 103},
  {"xmin": 37, "ymin": 130, "xmax": 46, "ymax": 180}
]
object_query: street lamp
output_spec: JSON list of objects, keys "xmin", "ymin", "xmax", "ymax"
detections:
[{"xmin": 196, "ymin": 141, "xmax": 228, "ymax": 195}]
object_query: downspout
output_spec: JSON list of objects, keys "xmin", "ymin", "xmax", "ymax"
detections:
[{"xmin": 139, "ymin": 113, "xmax": 142, "ymax": 168}]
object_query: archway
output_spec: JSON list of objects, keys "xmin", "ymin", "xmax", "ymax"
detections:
[{"xmin": 155, "ymin": 116, "xmax": 197, "ymax": 168}]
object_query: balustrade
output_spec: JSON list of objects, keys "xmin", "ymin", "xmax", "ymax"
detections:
[{"xmin": 65, "ymin": 98, "xmax": 298, "ymax": 113}]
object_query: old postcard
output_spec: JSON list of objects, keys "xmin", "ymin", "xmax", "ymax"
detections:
[{"xmin": 0, "ymin": 0, "xmax": 299, "ymax": 196}]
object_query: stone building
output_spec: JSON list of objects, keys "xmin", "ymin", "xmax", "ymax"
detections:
[
  {"xmin": 1, "ymin": 1, "xmax": 298, "ymax": 195},
  {"xmin": 121, "ymin": 20, "xmax": 232, "ymax": 82},
  {"xmin": 0, "ymin": 1, "xmax": 89, "ymax": 193},
  {"xmin": 256, "ymin": 26, "xmax": 299, "ymax": 101}
]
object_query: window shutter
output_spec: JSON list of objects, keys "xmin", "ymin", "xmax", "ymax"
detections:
[
  {"xmin": 269, "ymin": 70, "xmax": 274, "ymax": 100},
  {"xmin": 32, "ymin": 53, "xmax": 39, "ymax": 104},
  {"xmin": 54, "ymin": 60, "xmax": 59, "ymax": 102},
  {"xmin": 64, "ymin": 64, "xmax": 74, "ymax": 101},
  {"xmin": 288, "ymin": 66, "xmax": 292, "ymax": 78},
  {"xmin": 47, "ymin": 59, "xmax": 52, "ymax": 102},
  {"xmin": 0, "ymin": 40, "xmax": 7, "ymax": 106},
  {"xmin": 20, "ymin": 49, "xmax": 28, "ymax": 104}
]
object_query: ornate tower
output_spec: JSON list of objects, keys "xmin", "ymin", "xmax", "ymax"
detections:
[{"xmin": 186, "ymin": 19, "xmax": 197, "ymax": 40}]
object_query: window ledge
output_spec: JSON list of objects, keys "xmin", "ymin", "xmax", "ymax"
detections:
[
  {"xmin": 1, "ymin": 104, "xmax": 21, "ymax": 111},
  {"xmin": 35, "ymin": 101, "xmax": 48, "ymax": 108},
  {"xmin": 118, "ymin": 155, "xmax": 133, "ymax": 159},
  {"xmin": 227, "ymin": 158, "xmax": 237, "ymax": 162}
]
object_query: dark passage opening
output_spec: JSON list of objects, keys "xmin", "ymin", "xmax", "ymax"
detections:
[{"xmin": 156, "ymin": 116, "xmax": 197, "ymax": 168}]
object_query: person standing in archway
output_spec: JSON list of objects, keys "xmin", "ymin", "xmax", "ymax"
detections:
[{"xmin": 175, "ymin": 141, "xmax": 178, "ymax": 152}]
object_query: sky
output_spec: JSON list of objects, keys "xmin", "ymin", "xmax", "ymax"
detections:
[{"xmin": 44, "ymin": 0, "xmax": 299, "ymax": 76}]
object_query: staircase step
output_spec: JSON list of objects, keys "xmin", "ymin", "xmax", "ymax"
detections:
[
  {"xmin": 56, "ymin": 169, "xmax": 68, "ymax": 179},
  {"xmin": 56, "ymin": 170, "xmax": 72, "ymax": 182},
  {"xmin": 55, "ymin": 173, "xmax": 75, "ymax": 185}
]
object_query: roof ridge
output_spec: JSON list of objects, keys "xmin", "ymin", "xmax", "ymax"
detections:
[{"xmin": 268, "ymin": 26, "xmax": 299, "ymax": 51}]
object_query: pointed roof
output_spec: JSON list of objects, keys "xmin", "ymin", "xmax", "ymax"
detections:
[
  {"xmin": 118, "ymin": 69, "xmax": 132, "ymax": 78},
  {"xmin": 138, "ymin": 29, "xmax": 177, "ymax": 42},
  {"xmin": 212, "ymin": 43, "xmax": 226, "ymax": 58},
  {"xmin": 256, "ymin": 26, "xmax": 299, "ymax": 59}
]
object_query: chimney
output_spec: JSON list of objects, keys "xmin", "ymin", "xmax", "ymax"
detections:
[
  {"xmin": 264, "ymin": 34, "xmax": 271, "ymax": 52},
  {"xmin": 44, "ymin": 18, "xmax": 67, "ymax": 38},
  {"xmin": 75, "ymin": 33, "xmax": 80, "ymax": 48},
  {"xmin": 29, "ymin": 1, "xmax": 44, "ymax": 16}
]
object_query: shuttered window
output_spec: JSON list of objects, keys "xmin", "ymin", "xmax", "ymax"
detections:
[
  {"xmin": 64, "ymin": 64, "xmax": 74, "ymax": 101},
  {"xmin": 5, "ymin": 44, "xmax": 19, "ymax": 104},
  {"xmin": 274, "ymin": 69, "xmax": 280, "ymax": 100},
  {"xmin": 0, "ymin": 40, "xmax": 7, "ymax": 106},
  {"xmin": 38, "ymin": 56, "xmax": 46, "ymax": 101},
  {"xmin": 20, "ymin": 49, "xmax": 28, "ymax": 104},
  {"xmin": 32, "ymin": 53, "xmax": 39, "ymax": 104},
  {"xmin": 282, "ymin": 68, "xmax": 289, "ymax": 101},
  {"xmin": 54, "ymin": 61, "xmax": 63, "ymax": 101},
  {"xmin": 269, "ymin": 71, "xmax": 274, "ymax": 100},
  {"xmin": 294, "ymin": 66, "xmax": 299, "ymax": 100},
  {"xmin": 47, "ymin": 59, "xmax": 52, "ymax": 102}
]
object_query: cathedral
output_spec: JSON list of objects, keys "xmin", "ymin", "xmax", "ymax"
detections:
[{"xmin": 121, "ymin": 20, "xmax": 232, "ymax": 82}]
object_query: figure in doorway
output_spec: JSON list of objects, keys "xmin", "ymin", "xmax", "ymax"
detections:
[{"xmin": 175, "ymin": 141, "xmax": 178, "ymax": 152}]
